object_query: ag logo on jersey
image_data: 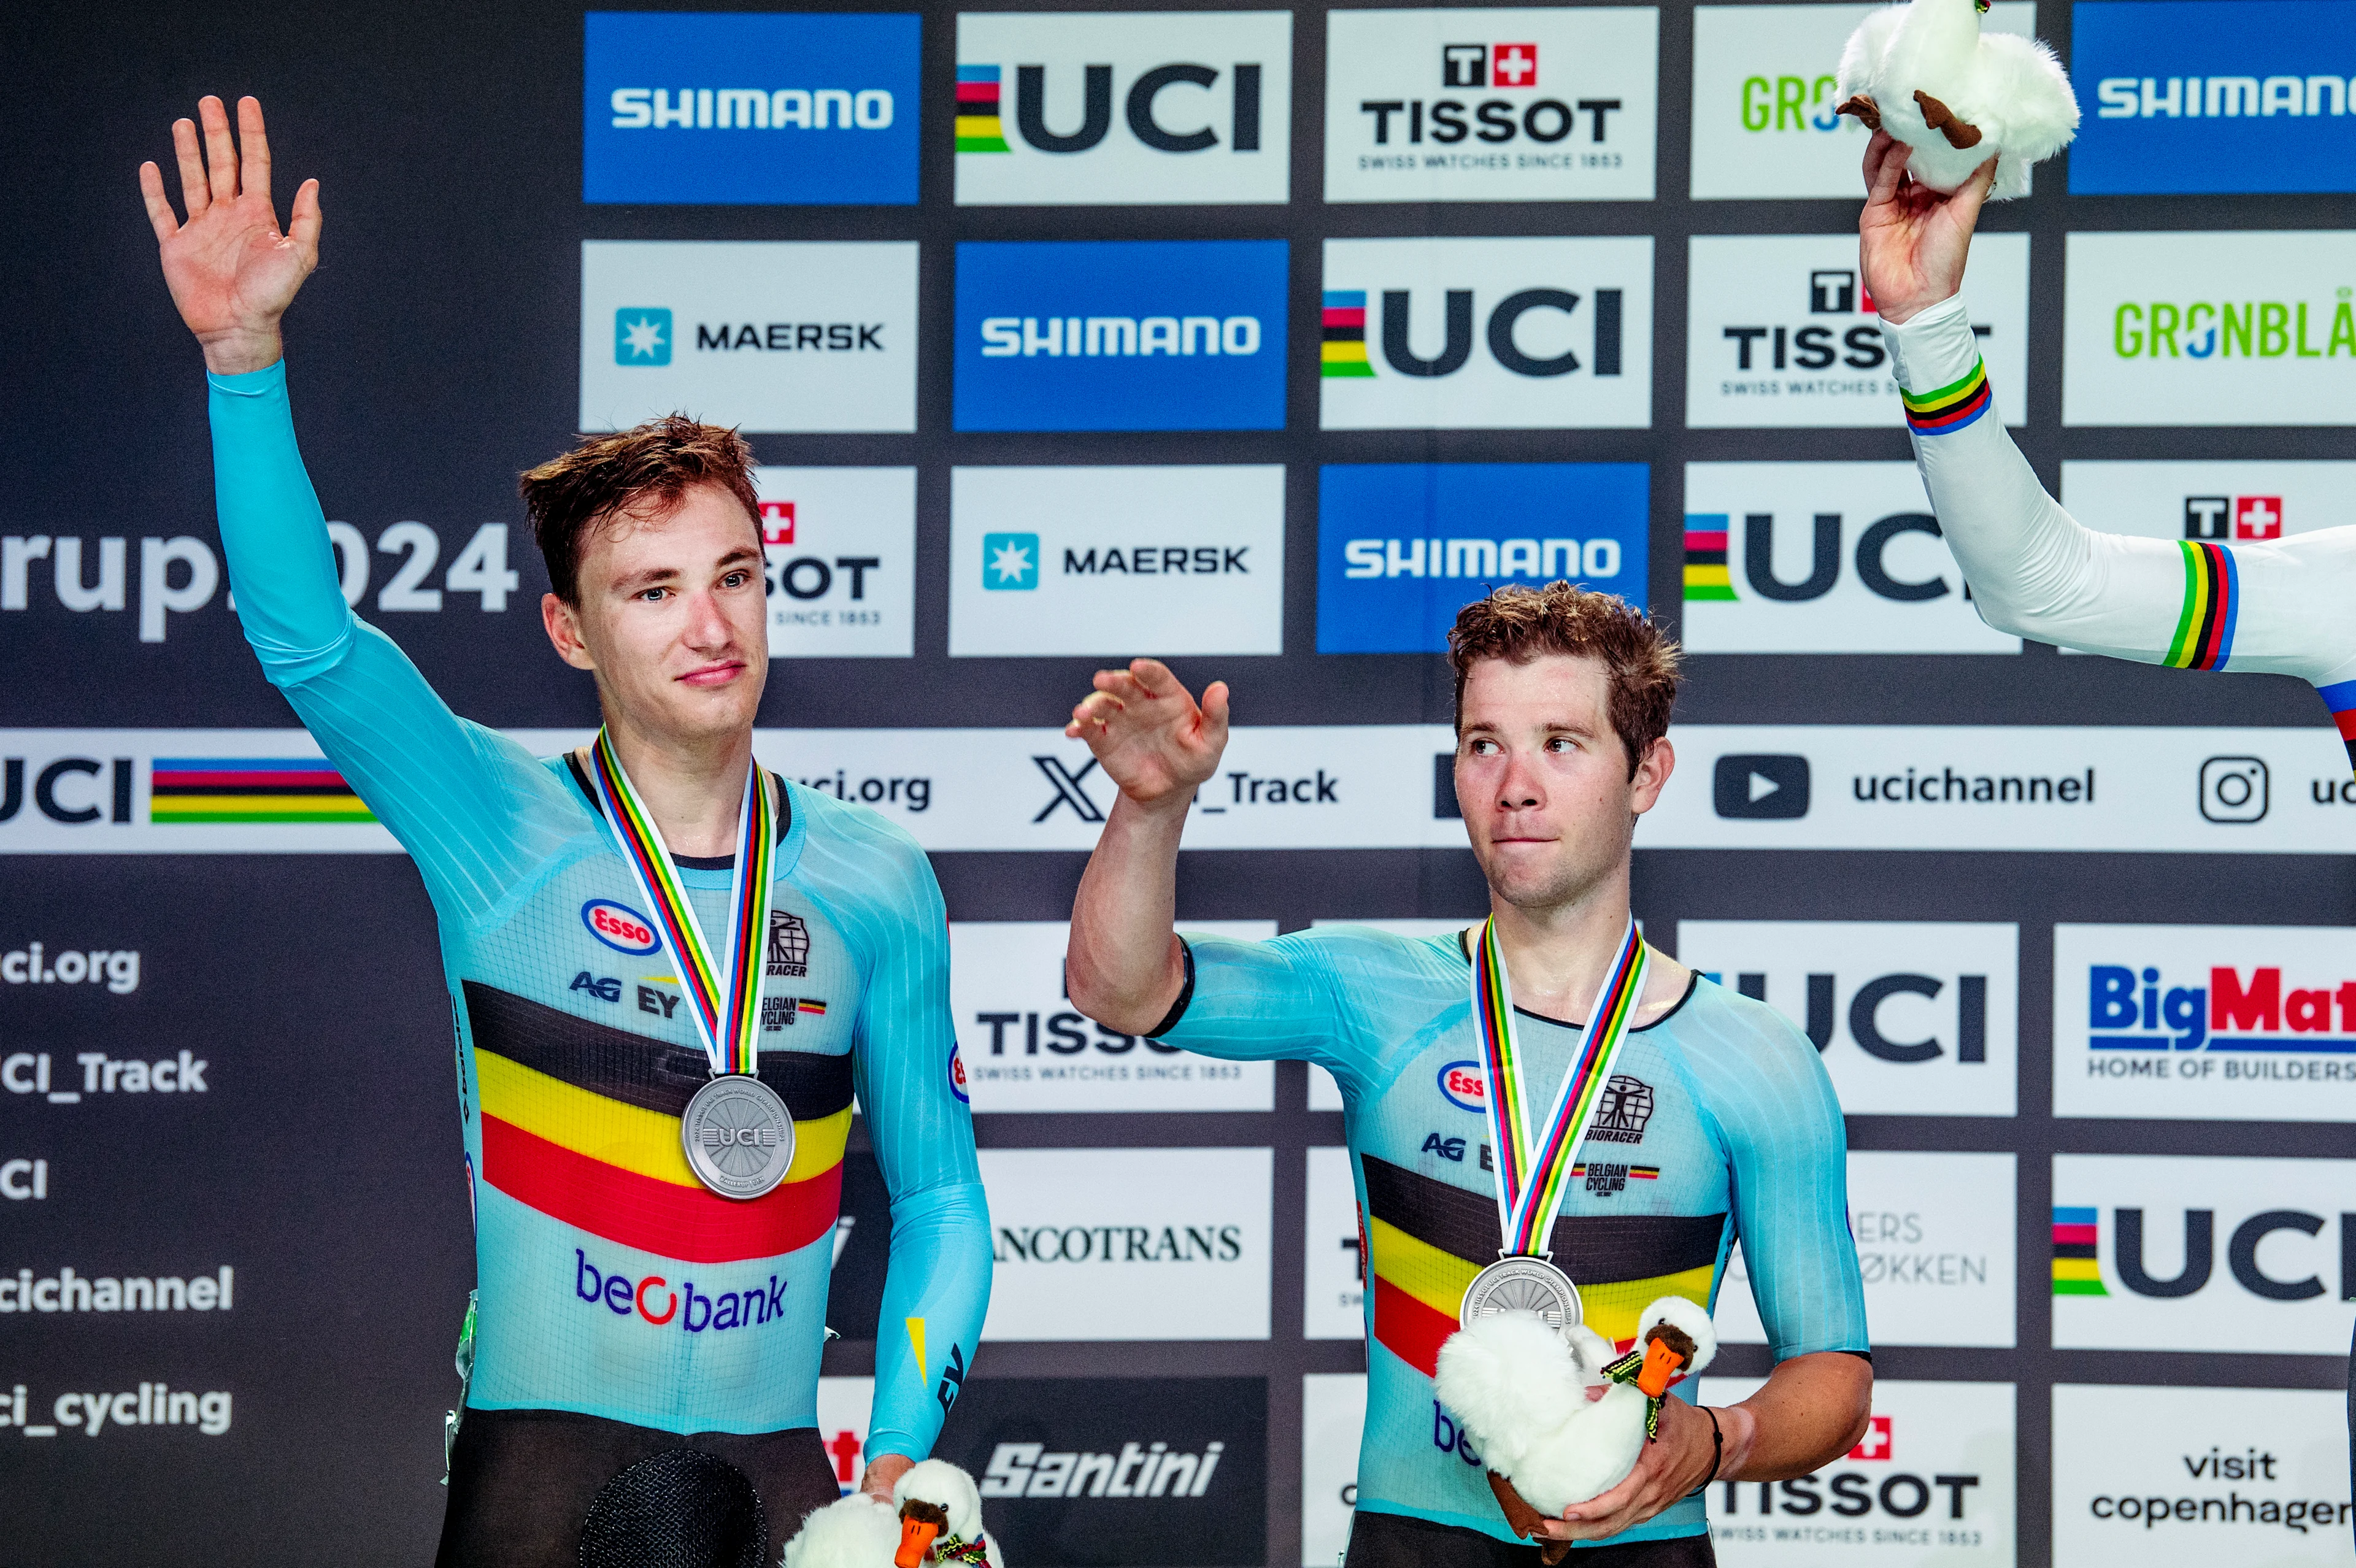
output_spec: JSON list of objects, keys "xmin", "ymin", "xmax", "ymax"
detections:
[
  {"xmin": 1323, "ymin": 7, "xmax": 1658, "ymax": 204},
  {"xmin": 583, "ymin": 899, "xmax": 661, "ymax": 956},
  {"xmin": 1437, "ymin": 1059, "xmax": 1487, "ymax": 1112},
  {"xmin": 953, "ymin": 11, "xmax": 1292, "ymax": 206}
]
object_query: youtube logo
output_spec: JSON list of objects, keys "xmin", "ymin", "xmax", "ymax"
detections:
[{"xmin": 1713, "ymin": 753, "xmax": 1811, "ymax": 819}]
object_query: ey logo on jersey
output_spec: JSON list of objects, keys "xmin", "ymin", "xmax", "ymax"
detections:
[
  {"xmin": 1320, "ymin": 237, "xmax": 1653, "ymax": 430},
  {"xmin": 583, "ymin": 12, "xmax": 918, "ymax": 205},
  {"xmin": 1317, "ymin": 463, "xmax": 1649, "ymax": 652},
  {"xmin": 954, "ymin": 240, "xmax": 1287, "ymax": 432},
  {"xmin": 952, "ymin": 11, "xmax": 1291, "ymax": 206},
  {"xmin": 1323, "ymin": 8, "xmax": 1658, "ymax": 203}
]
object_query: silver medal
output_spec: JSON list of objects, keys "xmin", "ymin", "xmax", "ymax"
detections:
[
  {"xmin": 1460, "ymin": 1254, "xmax": 1583, "ymax": 1332},
  {"xmin": 681, "ymin": 1074, "xmax": 796, "ymax": 1201}
]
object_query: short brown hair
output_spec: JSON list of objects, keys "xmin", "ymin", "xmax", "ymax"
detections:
[
  {"xmin": 1447, "ymin": 582, "xmax": 1682, "ymax": 777},
  {"xmin": 519, "ymin": 416, "xmax": 761, "ymax": 603}
]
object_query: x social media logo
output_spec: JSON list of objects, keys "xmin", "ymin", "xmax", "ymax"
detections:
[{"xmin": 982, "ymin": 532, "xmax": 1040, "ymax": 591}]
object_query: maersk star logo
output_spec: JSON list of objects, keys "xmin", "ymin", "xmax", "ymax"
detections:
[
  {"xmin": 982, "ymin": 532, "xmax": 1039, "ymax": 591},
  {"xmin": 615, "ymin": 307, "xmax": 673, "ymax": 366}
]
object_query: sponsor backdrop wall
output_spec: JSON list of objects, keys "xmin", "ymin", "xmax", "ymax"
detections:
[{"xmin": 4, "ymin": 1, "xmax": 2352, "ymax": 1564}]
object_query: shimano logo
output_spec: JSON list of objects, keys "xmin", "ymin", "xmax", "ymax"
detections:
[
  {"xmin": 610, "ymin": 87, "xmax": 894, "ymax": 131},
  {"xmin": 979, "ymin": 315, "xmax": 1263, "ymax": 358},
  {"xmin": 1341, "ymin": 536, "xmax": 1622, "ymax": 580},
  {"xmin": 980, "ymin": 1439, "xmax": 1226, "ymax": 1499}
]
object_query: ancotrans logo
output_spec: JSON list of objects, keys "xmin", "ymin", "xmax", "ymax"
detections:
[
  {"xmin": 953, "ymin": 11, "xmax": 1290, "ymax": 206},
  {"xmin": 953, "ymin": 240, "xmax": 1287, "ymax": 432},
  {"xmin": 2071, "ymin": 1, "xmax": 2356, "ymax": 194},
  {"xmin": 1315, "ymin": 463, "xmax": 1648, "ymax": 653},
  {"xmin": 582, "ymin": 13, "xmax": 918, "ymax": 204},
  {"xmin": 572, "ymin": 1249, "xmax": 788, "ymax": 1335},
  {"xmin": 1322, "ymin": 8, "xmax": 1657, "ymax": 202},
  {"xmin": 980, "ymin": 1438, "xmax": 1227, "ymax": 1499}
]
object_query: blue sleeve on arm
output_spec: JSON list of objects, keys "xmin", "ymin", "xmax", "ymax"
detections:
[
  {"xmin": 795, "ymin": 794, "xmax": 990, "ymax": 1462},
  {"xmin": 1156, "ymin": 928, "xmax": 1409, "ymax": 1097},
  {"xmin": 206, "ymin": 363, "xmax": 581, "ymax": 924}
]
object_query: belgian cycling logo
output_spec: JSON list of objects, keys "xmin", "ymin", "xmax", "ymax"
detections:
[
  {"xmin": 761, "ymin": 996, "xmax": 827, "ymax": 1031},
  {"xmin": 767, "ymin": 911, "xmax": 811, "ymax": 978},
  {"xmin": 583, "ymin": 899, "xmax": 661, "ymax": 956},
  {"xmin": 983, "ymin": 534, "xmax": 1040, "ymax": 591},
  {"xmin": 1585, "ymin": 1074, "xmax": 1655, "ymax": 1144},
  {"xmin": 615, "ymin": 308, "xmax": 672, "ymax": 367},
  {"xmin": 1575, "ymin": 1159, "xmax": 1658, "ymax": 1197}
]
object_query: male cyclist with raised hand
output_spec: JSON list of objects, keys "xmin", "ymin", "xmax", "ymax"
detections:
[
  {"xmin": 1859, "ymin": 131, "xmax": 2356, "ymax": 766},
  {"xmin": 141, "ymin": 96, "xmax": 988, "ymax": 1567}
]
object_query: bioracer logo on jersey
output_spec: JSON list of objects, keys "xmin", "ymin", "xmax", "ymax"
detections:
[{"xmin": 1323, "ymin": 8, "xmax": 1658, "ymax": 202}]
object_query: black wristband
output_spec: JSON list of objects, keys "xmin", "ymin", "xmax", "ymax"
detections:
[{"xmin": 1690, "ymin": 1405, "xmax": 1724, "ymax": 1495}]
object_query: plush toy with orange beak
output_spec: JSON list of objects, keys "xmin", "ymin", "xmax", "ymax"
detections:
[
  {"xmin": 782, "ymin": 1460, "xmax": 1005, "ymax": 1568},
  {"xmin": 1433, "ymin": 1296, "xmax": 1719, "ymax": 1524}
]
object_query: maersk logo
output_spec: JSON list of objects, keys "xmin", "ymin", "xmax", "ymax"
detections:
[
  {"xmin": 615, "ymin": 309, "xmax": 672, "ymax": 366},
  {"xmin": 2071, "ymin": 1, "xmax": 2356, "ymax": 193},
  {"xmin": 954, "ymin": 240, "xmax": 1287, "ymax": 432},
  {"xmin": 982, "ymin": 534, "xmax": 1039, "ymax": 591}
]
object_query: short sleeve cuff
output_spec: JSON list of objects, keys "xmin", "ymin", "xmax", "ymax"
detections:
[
  {"xmin": 1145, "ymin": 939, "xmax": 1196, "ymax": 1040},
  {"xmin": 1879, "ymin": 293, "xmax": 1979, "ymax": 395}
]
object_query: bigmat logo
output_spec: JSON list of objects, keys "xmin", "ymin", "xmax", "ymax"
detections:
[
  {"xmin": 1303, "ymin": 1147, "xmax": 1365, "ymax": 1341},
  {"xmin": 975, "ymin": 1148, "xmax": 1271, "ymax": 1341},
  {"xmin": 1688, "ymin": 234, "xmax": 2028, "ymax": 428},
  {"xmin": 580, "ymin": 241, "xmax": 916, "ymax": 434},
  {"xmin": 583, "ymin": 12, "xmax": 918, "ymax": 204},
  {"xmin": 948, "ymin": 466, "xmax": 1283, "ymax": 657},
  {"xmin": 953, "ymin": 11, "xmax": 1291, "ymax": 206},
  {"xmin": 1708, "ymin": 1379, "xmax": 2015, "ymax": 1564},
  {"xmin": 1714, "ymin": 1153, "xmax": 2017, "ymax": 1348},
  {"xmin": 1677, "ymin": 922, "xmax": 2019, "ymax": 1116},
  {"xmin": 752, "ymin": 468, "xmax": 914, "ymax": 658},
  {"xmin": 1323, "ymin": 7, "xmax": 1658, "ymax": 203},
  {"xmin": 2073, "ymin": 0, "xmax": 2356, "ymax": 194},
  {"xmin": 1688, "ymin": 4, "xmax": 2038, "ymax": 199},
  {"xmin": 953, "ymin": 240, "xmax": 1287, "ymax": 431},
  {"xmin": 2055, "ymin": 924, "xmax": 2356, "ymax": 1121},
  {"xmin": 1317, "ymin": 463, "xmax": 1649, "ymax": 653},
  {"xmin": 2050, "ymin": 1154, "xmax": 2356, "ymax": 1353},
  {"xmin": 1681, "ymin": 463, "xmax": 2022, "ymax": 654},
  {"xmin": 2064, "ymin": 231, "xmax": 2356, "ymax": 425},
  {"xmin": 2052, "ymin": 1385, "xmax": 2354, "ymax": 1563},
  {"xmin": 1320, "ymin": 237, "xmax": 1653, "ymax": 429},
  {"xmin": 948, "ymin": 920, "xmax": 1276, "ymax": 1112}
]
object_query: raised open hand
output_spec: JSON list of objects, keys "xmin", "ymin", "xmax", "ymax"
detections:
[
  {"xmin": 139, "ymin": 96, "xmax": 320, "ymax": 375},
  {"xmin": 1064, "ymin": 659, "xmax": 1230, "ymax": 812},
  {"xmin": 1857, "ymin": 130, "xmax": 1995, "ymax": 325}
]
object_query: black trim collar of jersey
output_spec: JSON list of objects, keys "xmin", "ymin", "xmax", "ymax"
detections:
[
  {"xmin": 564, "ymin": 750, "xmax": 791, "ymax": 869},
  {"xmin": 1452, "ymin": 928, "xmax": 1698, "ymax": 1034}
]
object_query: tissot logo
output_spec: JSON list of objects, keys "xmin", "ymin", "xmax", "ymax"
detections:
[
  {"xmin": 949, "ymin": 466, "xmax": 1284, "ymax": 657},
  {"xmin": 1317, "ymin": 463, "xmax": 1649, "ymax": 653},
  {"xmin": 1681, "ymin": 462, "xmax": 2020, "ymax": 655},
  {"xmin": 1713, "ymin": 753, "xmax": 1811, "ymax": 819},
  {"xmin": 955, "ymin": 240, "xmax": 1287, "ymax": 432},
  {"xmin": 2073, "ymin": 1, "xmax": 2356, "ymax": 193},
  {"xmin": 1688, "ymin": 233, "xmax": 2028, "ymax": 428},
  {"xmin": 1709, "ymin": 1378, "xmax": 2009, "ymax": 1548},
  {"xmin": 2184, "ymin": 494, "xmax": 2285, "ymax": 540},
  {"xmin": 953, "ymin": 12, "xmax": 1291, "ymax": 206},
  {"xmin": 580, "ymin": 242, "xmax": 916, "ymax": 434},
  {"xmin": 753, "ymin": 467, "xmax": 915, "ymax": 658},
  {"xmin": 2060, "ymin": 461, "xmax": 2356, "ymax": 555},
  {"xmin": 582, "ymin": 12, "xmax": 918, "ymax": 205},
  {"xmin": 1323, "ymin": 8, "xmax": 1658, "ymax": 202}
]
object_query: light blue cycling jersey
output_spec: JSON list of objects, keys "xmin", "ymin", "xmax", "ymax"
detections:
[
  {"xmin": 1161, "ymin": 925, "xmax": 1867, "ymax": 1548},
  {"xmin": 207, "ymin": 362, "xmax": 989, "ymax": 1455}
]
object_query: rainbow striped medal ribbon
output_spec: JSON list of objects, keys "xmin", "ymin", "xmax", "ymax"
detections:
[
  {"xmin": 1458, "ymin": 917, "xmax": 1650, "ymax": 1332},
  {"xmin": 587, "ymin": 731, "xmax": 795, "ymax": 1201}
]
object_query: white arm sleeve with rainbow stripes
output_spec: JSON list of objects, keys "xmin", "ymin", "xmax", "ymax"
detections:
[{"xmin": 1881, "ymin": 294, "xmax": 2356, "ymax": 767}]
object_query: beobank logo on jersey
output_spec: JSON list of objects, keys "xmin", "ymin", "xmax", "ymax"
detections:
[
  {"xmin": 2050, "ymin": 1154, "xmax": 2356, "ymax": 1353},
  {"xmin": 1687, "ymin": 3, "xmax": 2038, "ymax": 199},
  {"xmin": 582, "ymin": 900, "xmax": 660, "ymax": 956},
  {"xmin": 2063, "ymin": 231, "xmax": 2356, "ymax": 426},
  {"xmin": 572, "ymin": 1248, "xmax": 789, "ymax": 1335},
  {"xmin": 1688, "ymin": 234, "xmax": 2028, "ymax": 429},
  {"xmin": 2055, "ymin": 924, "xmax": 2356, "ymax": 1121},
  {"xmin": 1322, "ymin": 7, "xmax": 1658, "ymax": 204},
  {"xmin": 1320, "ymin": 237, "xmax": 1654, "ymax": 430},
  {"xmin": 953, "ymin": 11, "xmax": 1291, "ymax": 206},
  {"xmin": 1680, "ymin": 462, "xmax": 2022, "ymax": 655}
]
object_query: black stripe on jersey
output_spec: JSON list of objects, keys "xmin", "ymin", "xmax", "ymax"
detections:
[
  {"xmin": 1361, "ymin": 1153, "xmax": 1727, "ymax": 1283},
  {"xmin": 463, "ymin": 981, "xmax": 855, "ymax": 1120}
]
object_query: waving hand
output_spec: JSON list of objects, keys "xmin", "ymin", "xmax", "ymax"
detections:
[
  {"xmin": 139, "ymin": 96, "xmax": 320, "ymax": 375},
  {"xmin": 1857, "ymin": 130, "xmax": 1994, "ymax": 325},
  {"xmin": 1065, "ymin": 658, "xmax": 1230, "ymax": 812}
]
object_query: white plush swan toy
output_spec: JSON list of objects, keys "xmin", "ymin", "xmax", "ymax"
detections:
[
  {"xmin": 1435, "ymin": 1297, "xmax": 1718, "ymax": 1519},
  {"xmin": 1834, "ymin": 0, "xmax": 2079, "ymax": 199},
  {"xmin": 782, "ymin": 1459, "xmax": 1005, "ymax": 1568}
]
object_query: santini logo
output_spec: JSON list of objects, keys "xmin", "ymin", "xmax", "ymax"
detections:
[
  {"xmin": 980, "ymin": 1440, "xmax": 1225, "ymax": 1499},
  {"xmin": 610, "ymin": 87, "xmax": 895, "ymax": 131}
]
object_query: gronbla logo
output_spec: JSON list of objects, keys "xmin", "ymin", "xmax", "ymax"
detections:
[
  {"xmin": 610, "ymin": 86, "xmax": 894, "ymax": 131},
  {"xmin": 2111, "ymin": 291, "xmax": 2356, "ymax": 360},
  {"xmin": 979, "ymin": 313, "xmax": 1261, "ymax": 359}
]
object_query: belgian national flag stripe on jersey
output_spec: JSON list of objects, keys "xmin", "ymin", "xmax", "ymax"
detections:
[{"xmin": 1360, "ymin": 1153, "xmax": 1723, "ymax": 1378}]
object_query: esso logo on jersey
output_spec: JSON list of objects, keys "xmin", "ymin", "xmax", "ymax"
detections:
[
  {"xmin": 949, "ymin": 1045, "xmax": 970, "ymax": 1104},
  {"xmin": 1438, "ymin": 1059, "xmax": 1487, "ymax": 1113},
  {"xmin": 582, "ymin": 899, "xmax": 661, "ymax": 956}
]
